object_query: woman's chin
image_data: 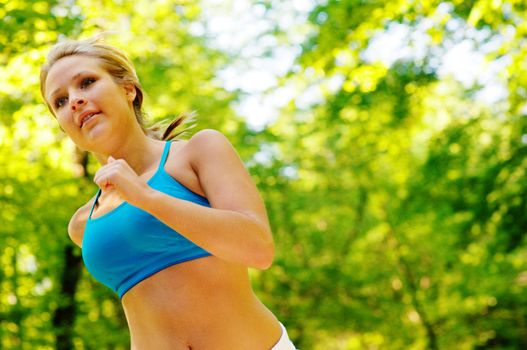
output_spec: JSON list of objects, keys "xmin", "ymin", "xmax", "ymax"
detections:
[{"xmin": 81, "ymin": 125, "xmax": 112, "ymax": 150}]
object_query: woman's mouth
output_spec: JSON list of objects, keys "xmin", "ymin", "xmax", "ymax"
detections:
[{"xmin": 81, "ymin": 112, "xmax": 100, "ymax": 128}]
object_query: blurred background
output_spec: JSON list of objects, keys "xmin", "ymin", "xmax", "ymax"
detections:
[{"xmin": 1, "ymin": 0, "xmax": 527, "ymax": 349}]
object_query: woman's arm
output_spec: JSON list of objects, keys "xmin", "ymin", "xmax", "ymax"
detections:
[
  {"xmin": 67, "ymin": 195, "xmax": 97, "ymax": 248},
  {"xmin": 141, "ymin": 130, "xmax": 275, "ymax": 269}
]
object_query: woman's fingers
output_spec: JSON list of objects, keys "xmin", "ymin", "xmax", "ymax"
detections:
[{"xmin": 93, "ymin": 157, "xmax": 143, "ymax": 200}]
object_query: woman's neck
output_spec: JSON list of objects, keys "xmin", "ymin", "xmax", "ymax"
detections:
[{"xmin": 94, "ymin": 134, "xmax": 163, "ymax": 176}]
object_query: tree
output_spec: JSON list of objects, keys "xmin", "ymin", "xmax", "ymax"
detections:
[{"xmin": 253, "ymin": 0, "xmax": 527, "ymax": 348}]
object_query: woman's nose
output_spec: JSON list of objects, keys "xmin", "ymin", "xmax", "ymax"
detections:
[{"xmin": 70, "ymin": 97, "xmax": 86, "ymax": 111}]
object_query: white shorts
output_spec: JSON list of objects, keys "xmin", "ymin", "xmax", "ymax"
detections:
[{"xmin": 271, "ymin": 322, "xmax": 296, "ymax": 350}]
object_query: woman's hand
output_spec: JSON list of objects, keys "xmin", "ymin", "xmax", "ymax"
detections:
[{"xmin": 93, "ymin": 156, "xmax": 152, "ymax": 206}]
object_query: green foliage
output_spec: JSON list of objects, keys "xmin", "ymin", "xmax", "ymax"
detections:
[
  {"xmin": 249, "ymin": 0, "xmax": 527, "ymax": 349},
  {"xmin": 1, "ymin": 0, "xmax": 527, "ymax": 349}
]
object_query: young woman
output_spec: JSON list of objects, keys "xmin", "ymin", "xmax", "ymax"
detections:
[{"xmin": 40, "ymin": 35, "xmax": 296, "ymax": 350}]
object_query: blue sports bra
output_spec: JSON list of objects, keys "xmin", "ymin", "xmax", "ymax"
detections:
[{"xmin": 82, "ymin": 141, "xmax": 212, "ymax": 299}]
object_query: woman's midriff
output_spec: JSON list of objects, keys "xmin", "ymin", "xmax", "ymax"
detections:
[{"xmin": 121, "ymin": 256, "xmax": 282, "ymax": 350}]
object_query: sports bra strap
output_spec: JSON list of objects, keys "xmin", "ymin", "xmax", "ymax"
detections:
[
  {"xmin": 158, "ymin": 140, "xmax": 173, "ymax": 171},
  {"xmin": 88, "ymin": 142, "xmax": 171, "ymax": 220},
  {"xmin": 88, "ymin": 189, "xmax": 103, "ymax": 220}
]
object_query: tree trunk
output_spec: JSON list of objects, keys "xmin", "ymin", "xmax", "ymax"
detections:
[
  {"xmin": 52, "ymin": 245, "xmax": 82, "ymax": 350},
  {"xmin": 53, "ymin": 148, "xmax": 89, "ymax": 350}
]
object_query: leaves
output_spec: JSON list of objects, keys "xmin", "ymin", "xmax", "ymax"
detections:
[{"xmin": 1, "ymin": 0, "xmax": 527, "ymax": 349}]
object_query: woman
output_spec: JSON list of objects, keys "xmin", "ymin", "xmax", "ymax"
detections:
[{"xmin": 40, "ymin": 35, "xmax": 296, "ymax": 350}]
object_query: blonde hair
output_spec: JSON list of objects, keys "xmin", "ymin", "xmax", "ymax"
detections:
[{"xmin": 40, "ymin": 33, "xmax": 193, "ymax": 140}]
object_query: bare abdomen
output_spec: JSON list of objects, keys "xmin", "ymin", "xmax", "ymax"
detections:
[{"xmin": 121, "ymin": 256, "xmax": 281, "ymax": 350}]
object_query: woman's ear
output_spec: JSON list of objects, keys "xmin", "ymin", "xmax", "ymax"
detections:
[{"xmin": 123, "ymin": 82, "xmax": 137, "ymax": 103}]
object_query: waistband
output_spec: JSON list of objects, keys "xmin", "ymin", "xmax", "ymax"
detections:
[{"xmin": 271, "ymin": 322, "xmax": 296, "ymax": 350}]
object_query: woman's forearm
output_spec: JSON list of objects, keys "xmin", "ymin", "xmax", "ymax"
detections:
[{"xmin": 137, "ymin": 187, "xmax": 275, "ymax": 269}]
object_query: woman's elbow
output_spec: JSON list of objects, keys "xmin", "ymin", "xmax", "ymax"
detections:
[{"xmin": 252, "ymin": 239, "xmax": 275, "ymax": 270}]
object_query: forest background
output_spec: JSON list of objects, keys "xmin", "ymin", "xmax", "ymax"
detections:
[{"xmin": 1, "ymin": 0, "xmax": 526, "ymax": 349}]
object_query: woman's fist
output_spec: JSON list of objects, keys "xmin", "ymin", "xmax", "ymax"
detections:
[{"xmin": 93, "ymin": 156, "xmax": 152, "ymax": 207}]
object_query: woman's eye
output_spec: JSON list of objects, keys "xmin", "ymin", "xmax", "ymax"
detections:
[
  {"xmin": 80, "ymin": 77, "xmax": 96, "ymax": 88},
  {"xmin": 52, "ymin": 77, "xmax": 96, "ymax": 108},
  {"xmin": 55, "ymin": 96, "xmax": 67, "ymax": 108}
]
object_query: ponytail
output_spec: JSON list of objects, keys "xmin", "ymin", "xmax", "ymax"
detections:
[{"xmin": 145, "ymin": 111, "xmax": 196, "ymax": 141}]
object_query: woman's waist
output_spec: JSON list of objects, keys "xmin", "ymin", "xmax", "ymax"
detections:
[
  {"xmin": 121, "ymin": 256, "xmax": 261, "ymax": 321},
  {"xmin": 128, "ymin": 313, "xmax": 281, "ymax": 350},
  {"xmin": 122, "ymin": 257, "xmax": 280, "ymax": 349}
]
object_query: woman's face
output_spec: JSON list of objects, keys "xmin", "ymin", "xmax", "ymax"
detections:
[{"xmin": 44, "ymin": 55, "xmax": 136, "ymax": 151}]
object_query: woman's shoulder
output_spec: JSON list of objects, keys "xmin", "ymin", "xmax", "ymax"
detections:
[
  {"xmin": 161, "ymin": 130, "xmax": 231, "ymax": 197},
  {"xmin": 169, "ymin": 129, "xmax": 226, "ymax": 153},
  {"xmin": 184, "ymin": 129, "xmax": 235, "ymax": 162},
  {"xmin": 186, "ymin": 128, "xmax": 229, "ymax": 146},
  {"xmin": 164, "ymin": 128, "xmax": 238, "ymax": 187}
]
